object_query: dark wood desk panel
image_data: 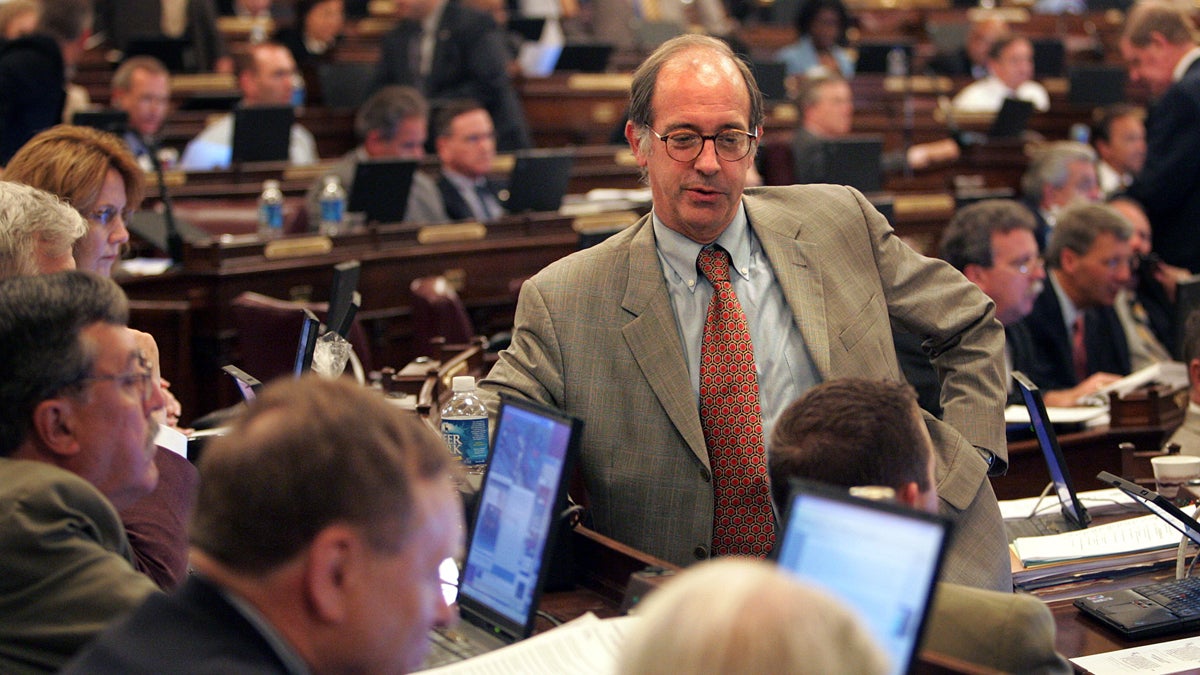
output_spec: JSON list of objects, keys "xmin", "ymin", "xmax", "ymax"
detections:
[{"xmin": 993, "ymin": 424, "xmax": 1174, "ymax": 501}]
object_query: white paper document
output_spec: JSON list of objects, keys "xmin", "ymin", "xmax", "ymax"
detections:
[
  {"xmin": 1012, "ymin": 515, "xmax": 1184, "ymax": 565},
  {"xmin": 1072, "ymin": 635, "xmax": 1200, "ymax": 674},
  {"xmin": 1077, "ymin": 361, "xmax": 1188, "ymax": 406},
  {"xmin": 422, "ymin": 613, "xmax": 640, "ymax": 675},
  {"xmin": 1004, "ymin": 404, "xmax": 1108, "ymax": 425}
]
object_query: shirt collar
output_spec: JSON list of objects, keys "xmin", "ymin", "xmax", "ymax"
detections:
[
  {"xmin": 443, "ymin": 168, "xmax": 485, "ymax": 191},
  {"xmin": 652, "ymin": 201, "xmax": 752, "ymax": 290},
  {"xmin": 1175, "ymin": 47, "xmax": 1200, "ymax": 82},
  {"xmin": 422, "ymin": 0, "xmax": 447, "ymax": 34},
  {"xmin": 1049, "ymin": 270, "xmax": 1080, "ymax": 332}
]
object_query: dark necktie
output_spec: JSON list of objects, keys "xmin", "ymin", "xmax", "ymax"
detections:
[
  {"xmin": 475, "ymin": 182, "xmax": 496, "ymax": 221},
  {"xmin": 1072, "ymin": 315, "xmax": 1088, "ymax": 383},
  {"xmin": 696, "ymin": 246, "xmax": 775, "ymax": 557}
]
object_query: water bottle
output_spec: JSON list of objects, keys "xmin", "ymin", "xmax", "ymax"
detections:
[
  {"xmin": 291, "ymin": 72, "xmax": 306, "ymax": 109},
  {"xmin": 440, "ymin": 376, "xmax": 489, "ymax": 465},
  {"xmin": 886, "ymin": 47, "xmax": 909, "ymax": 78},
  {"xmin": 318, "ymin": 175, "xmax": 347, "ymax": 236},
  {"xmin": 257, "ymin": 179, "xmax": 284, "ymax": 238}
]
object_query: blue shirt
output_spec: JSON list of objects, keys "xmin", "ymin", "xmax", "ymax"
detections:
[{"xmin": 652, "ymin": 203, "xmax": 820, "ymax": 440}]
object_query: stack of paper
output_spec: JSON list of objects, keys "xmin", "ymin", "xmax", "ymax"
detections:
[{"xmin": 1011, "ymin": 515, "xmax": 1186, "ymax": 589}]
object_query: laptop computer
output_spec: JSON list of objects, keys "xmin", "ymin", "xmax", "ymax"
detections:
[
  {"xmin": 553, "ymin": 43, "xmax": 613, "ymax": 73},
  {"xmin": 507, "ymin": 17, "xmax": 546, "ymax": 41},
  {"xmin": 1005, "ymin": 372, "xmax": 1093, "ymax": 540},
  {"xmin": 316, "ymin": 62, "xmax": 375, "ymax": 110},
  {"xmin": 500, "ymin": 149, "xmax": 575, "ymax": 213},
  {"xmin": 424, "ymin": 396, "xmax": 583, "ymax": 667},
  {"xmin": 72, "ymin": 109, "xmax": 129, "ymax": 135},
  {"xmin": 989, "ymin": 98, "xmax": 1035, "ymax": 139},
  {"xmin": 347, "ymin": 159, "xmax": 418, "ymax": 224},
  {"xmin": 776, "ymin": 478, "xmax": 951, "ymax": 675},
  {"xmin": 293, "ymin": 308, "xmax": 321, "ymax": 375},
  {"xmin": 326, "ymin": 260, "xmax": 361, "ymax": 340},
  {"xmin": 231, "ymin": 105, "xmax": 294, "ymax": 163},
  {"xmin": 1032, "ymin": 38, "xmax": 1066, "ymax": 79},
  {"xmin": 855, "ymin": 42, "xmax": 914, "ymax": 74},
  {"xmin": 1067, "ymin": 66, "xmax": 1128, "ymax": 107},
  {"xmin": 820, "ymin": 137, "xmax": 884, "ymax": 193},
  {"xmin": 751, "ymin": 59, "xmax": 788, "ymax": 102},
  {"xmin": 1075, "ymin": 472, "xmax": 1200, "ymax": 638}
]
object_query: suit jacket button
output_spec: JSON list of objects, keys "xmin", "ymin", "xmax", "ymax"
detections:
[
  {"xmin": 693, "ymin": 545, "xmax": 709, "ymax": 560},
  {"xmin": 700, "ymin": 467, "xmax": 711, "ymax": 482}
]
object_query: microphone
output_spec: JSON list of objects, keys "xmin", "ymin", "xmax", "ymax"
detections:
[{"xmin": 144, "ymin": 136, "xmax": 185, "ymax": 265}]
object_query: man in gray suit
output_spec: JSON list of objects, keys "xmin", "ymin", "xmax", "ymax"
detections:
[{"xmin": 480, "ymin": 34, "xmax": 1011, "ymax": 591}]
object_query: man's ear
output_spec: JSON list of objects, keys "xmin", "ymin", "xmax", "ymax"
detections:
[
  {"xmin": 1189, "ymin": 358, "xmax": 1200, "ymax": 391},
  {"xmin": 962, "ymin": 262, "xmax": 986, "ymax": 285},
  {"xmin": 625, "ymin": 121, "xmax": 647, "ymax": 167},
  {"xmin": 896, "ymin": 481, "xmax": 923, "ymax": 509},
  {"xmin": 304, "ymin": 525, "xmax": 361, "ymax": 624},
  {"xmin": 30, "ymin": 398, "xmax": 82, "ymax": 459}
]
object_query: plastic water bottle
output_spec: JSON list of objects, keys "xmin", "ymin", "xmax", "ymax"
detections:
[
  {"xmin": 318, "ymin": 175, "xmax": 347, "ymax": 236},
  {"xmin": 291, "ymin": 72, "xmax": 306, "ymax": 109},
  {"xmin": 886, "ymin": 47, "xmax": 909, "ymax": 78},
  {"xmin": 440, "ymin": 376, "xmax": 489, "ymax": 465},
  {"xmin": 257, "ymin": 179, "xmax": 284, "ymax": 238}
]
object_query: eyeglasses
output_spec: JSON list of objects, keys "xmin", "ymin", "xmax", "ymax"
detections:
[
  {"xmin": 648, "ymin": 128, "xmax": 758, "ymax": 163},
  {"xmin": 87, "ymin": 205, "xmax": 134, "ymax": 227},
  {"xmin": 1010, "ymin": 257, "xmax": 1044, "ymax": 275},
  {"xmin": 66, "ymin": 354, "xmax": 156, "ymax": 404}
]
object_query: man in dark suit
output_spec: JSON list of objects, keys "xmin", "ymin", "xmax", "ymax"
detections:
[
  {"xmin": 481, "ymin": 35, "xmax": 1012, "ymax": 592},
  {"xmin": 1018, "ymin": 203, "xmax": 1134, "ymax": 401},
  {"xmin": 1019, "ymin": 141, "xmax": 1102, "ymax": 250},
  {"xmin": 927, "ymin": 16, "xmax": 1007, "ymax": 79},
  {"xmin": 371, "ymin": 0, "xmax": 530, "ymax": 151},
  {"xmin": 434, "ymin": 99, "xmax": 504, "ymax": 221},
  {"xmin": 1123, "ymin": 2, "xmax": 1200, "ymax": 272},
  {"xmin": 62, "ymin": 377, "xmax": 463, "ymax": 674}
]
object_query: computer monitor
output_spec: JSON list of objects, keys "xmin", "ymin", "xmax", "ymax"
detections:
[{"xmin": 231, "ymin": 106, "xmax": 294, "ymax": 163}]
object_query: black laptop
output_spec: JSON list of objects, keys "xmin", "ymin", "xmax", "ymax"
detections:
[
  {"xmin": 777, "ymin": 479, "xmax": 951, "ymax": 675},
  {"xmin": 855, "ymin": 41, "xmax": 914, "ymax": 74},
  {"xmin": 423, "ymin": 396, "xmax": 583, "ymax": 667},
  {"xmin": 500, "ymin": 148, "xmax": 575, "ymax": 213},
  {"xmin": 72, "ymin": 109, "xmax": 129, "ymax": 135},
  {"xmin": 820, "ymin": 137, "xmax": 884, "ymax": 193},
  {"xmin": 751, "ymin": 59, "xmax": 788, "ymax": 101},
  {"xmin": 1075, "ymin": 472, "xmax": 1200, "ymax": 639},
  {"xmin": 231, "ymin": 105, "xmax": 294, "ymax": 163},
  {"xmin": 989, "ymin": 98, "xmax": 1035, "ymax": 139},
  {"xmin": 347, "ymin": 159, "xmax": 418, "ymax": 224},
  {"xmin": 1068, "ymin": 66, "xmax": 1128, "ymax": 107},
  {"xmin": 553, "ymin": 43, "xmax": 614, "ymax": 73},
  {"xmin": 325, "ymin": 260, "xmax": 361, "ymax": 339},
  {"xmin": 1005, "ymin": 372, "xmax": 1093, "ymax": 540},
  {"xmin": 221, "ymin": 365, "xmax": 263, "ymax": 402}
]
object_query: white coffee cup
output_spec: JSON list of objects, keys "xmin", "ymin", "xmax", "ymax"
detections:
[{"xmin": 1150, "ymin": 455, "xmax": 1200, "ymax": 499}]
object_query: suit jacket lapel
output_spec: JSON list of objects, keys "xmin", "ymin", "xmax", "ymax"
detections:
[
  {"xmin": 621, "ymin": 220, "xmax": 709, "ymax": 466},
  {"xmin": 745, "ymin": 197, "xmax": 832, "ymax": 378}
]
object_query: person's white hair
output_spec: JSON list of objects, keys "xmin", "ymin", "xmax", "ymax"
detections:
[
  {"xmin": 0, "ymin": 181, "xmax": 87, "ymax": 278},
  {"xmin": 619, "ymin": 558, "xmax": 891, "ymax": 675}
]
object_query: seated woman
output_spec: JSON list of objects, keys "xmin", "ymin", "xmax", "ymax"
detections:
[
  {"xmin": 275, "ymin": 0, "xmax": 345, "ymax": 68},
  {"xmin": 951, "ymin": 34, "xmax": 1050, "ymax": 113},
  {"xmin": 774, "ymin": 0, "xmax": 854, "ymax": 78}
]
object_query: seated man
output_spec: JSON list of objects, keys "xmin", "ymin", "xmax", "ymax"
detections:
[
  {"xmin": 1168, "ymin": 311, "xmax": 1200, "ymax": 455},
  {"xmin": 1110, "ymin": 195, "xmax": 1181, "ymax": 367},
  {"xmin": 1093, "ymin": 105, "xmax": 1146, "ymax": 198},
  {"xmin": 0, "ymin": 271, "xmax": 163, "ymax": 673},
  {"xmin": 1017, "ymin": 202, "xmax": 1133, "ymax": 396},
  {"xmin": 110, "ymin": 56, "xmax": 173, "ymax": 171},
  {"xmin": 63, "ymin": 377, "xmax": 462, "ymax": 674},
  {"xmin": 768, "ymin": 378, "xmax": 1071, "ymax": 675},
  {"xmin": 180, "ymin": 42, "xmax": 317, "ymax": 170},
  {"xmin": 790, "ymin": 74, "xmax": 959, "ymax": 185},
  {"xmin": 304, "ymin": 85, "xmax": 447, "ymax": 227},
  {"xmin": 927, "ymin": 16, "xmax": 1007, "ymax": 80},
  {"xmin": 1020, "ymin": 141, "xmax": 1101, "ymax": 249},
  {"xmin": 620, "ymin": 558, "xmax": 889, "ymax": 675},
  {"xmin": 434, "ymin": 99, "xmax": 504, "ymax": 222},
  {"xmin": 951, "ymin": 34, "xmax": 1050, "ymax": 114},
  {"xmin": 0, "ymin": 181, "xmax": 86, "ymax": 276}
]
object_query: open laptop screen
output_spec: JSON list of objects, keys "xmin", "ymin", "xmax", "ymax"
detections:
[
  {"xmin": 457, "ymin": 396, "xmax": 582, "ymax": 638},
  {"xmin": 1013, "ymin": 371, "xmax": 1091, "ymax": 528},
  {"xmin": 777, "ymin": 479, "xmax": 950, "ymax": 675},
  {"xmin": 1098, "ymin": 471, "xmax": 1200, "ymax": 546}
]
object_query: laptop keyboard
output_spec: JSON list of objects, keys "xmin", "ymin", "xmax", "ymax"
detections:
[
  {"xmin": 424, "ymin": 627, "xmax": 489, "ymax": 668},
  {"xmin": 1005, "ymin": 515, "xmax": 1068, "ymax": 539},
  {"xmin": 1139, "ymin": 577, "xmax": 1200, "ymax": 617}
]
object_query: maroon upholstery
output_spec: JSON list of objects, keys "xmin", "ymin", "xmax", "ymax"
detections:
[
  {"xmin": 230, "ymin": 292, "xmax": 372, "ymax": 383},
  {"xmin": 759, "ymin": 140, "xmax": 796, "ymax": 187},
  {"xmin": 409, "ymin": 276, "xmax": 476, "ymax": 357}
]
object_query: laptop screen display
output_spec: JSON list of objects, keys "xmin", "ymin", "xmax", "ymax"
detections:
[
  {"xmin": 458, "ymin": 399, "xmax": 578, "ymax": 628},
  {"xmin": 1014, "ymin": 371, "xmax": 1090, "ymax": 527},
  {"xmin": 777, "ymin": 482, "xmax": 949, "ymax": 675}
]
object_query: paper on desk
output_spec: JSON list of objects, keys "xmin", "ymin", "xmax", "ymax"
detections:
[
  {"xmin": 154, "ymin": 424, "xmax": 188, "ymax": 459},
  {"xmin": 1012, "ymin": 515, "xmax": 1183, "ymax": 566},
  {"xmin": 1071, "ymin": 634, "xmax": 1200, "ymax": 674},
  {"xmin": 1004, "ymin": 404, "xmax": 1109, "ymax": 425},
  {"xmin": 118, "ymin": 257, "xmax": 174, "ymax": 276},
  {"xmin": 1076, "ymin": 361, "xmax": 1188, "ymax": 407},
  {"xmin": 999, "ymin": 488, "xmax": 1139, "ymax": 520},
  {"xmin": 422, "ymin": 613, "xmax": 640, "ymax": 675}
]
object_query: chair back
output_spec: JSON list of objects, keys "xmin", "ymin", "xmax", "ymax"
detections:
[
  {"xmin": 409, "ymin": 276, "xmax": 476, "ymax": 356},
  {"xmin": 230, "ymin": 292, "xmax": 373, "ymax": 383}
]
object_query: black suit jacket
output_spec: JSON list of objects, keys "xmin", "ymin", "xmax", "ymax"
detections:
[
  {"xmin": 437, "ymin": 173, "xmax": 504, "ymax": 221},
  {"xmin": 61, "ymin": 575, "xmax": 290, "ymax": 674},
  {"xmin": 0, "ymin": 34, "xmax": 64, "ymax": 164},
  {"xmin": 372, "ymin": 1, "xmax": 530, "ymax": 151},
  {"xmin": 1129, "ymin": 57, "xmax": 1200, "ymax": 271},
  {"xmin": 1016, "ymin": 279, "xmax": 1131, "ymax": 392}
]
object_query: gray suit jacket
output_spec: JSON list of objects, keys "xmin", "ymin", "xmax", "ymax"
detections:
[{"xmin": 481, "ymin": 184, "xmax": 1011, "ymax": 590}]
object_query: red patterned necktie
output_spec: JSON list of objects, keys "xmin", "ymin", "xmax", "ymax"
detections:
[
  {"xmin": 1072, "ymin": 315, "xmax": 1088, "ymax": 383},
  {"xmin": 696, "ymin": 246, "xmax": 775, "ymax": 557}
]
